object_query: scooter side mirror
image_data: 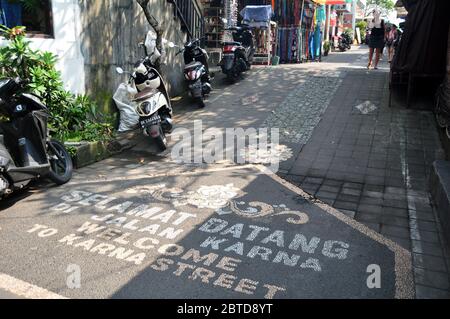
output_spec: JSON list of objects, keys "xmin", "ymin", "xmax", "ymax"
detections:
[
  {"xmin": 168, "ymin": 42, "xmax": 176, "ymax": 48},
  {"xmin": 116, "ymin": 67, "xmax": 124, "ymax": 75}
]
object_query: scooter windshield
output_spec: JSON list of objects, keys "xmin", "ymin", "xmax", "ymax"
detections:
[{"xmin": 0, "ymin": 78, "xmax": 20, "ymax": 99}]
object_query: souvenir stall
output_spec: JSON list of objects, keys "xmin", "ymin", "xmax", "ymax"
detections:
[
  {"xmin": 269, "ymin": 0, "xmax": 325, "ymax": 63},
  {"xmin": 251, "ymin": 21, "xmax": 278, "ymax": 65},
  {"xmin": 202, "ymin": 0, "xmax": 239, "ymax": 66},
  {"xmin": 240, "ymin": 5, "xmax": 277, "ymax": 65},
  {"xmin": 237, "ymin": 0, "xmax": 328, "ymax": 64},
  {"xmin": 202, "ymin": 0, "xmax": 226, "ymax": 49}
]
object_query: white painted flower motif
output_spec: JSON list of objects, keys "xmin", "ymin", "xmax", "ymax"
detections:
[
  {"xmin": 240, "ymin": 144, "xmax": 293, "ymax": 164},
  {"xmin": 186, "ymin": 184, "xmax": 240, "ymax": 209}
]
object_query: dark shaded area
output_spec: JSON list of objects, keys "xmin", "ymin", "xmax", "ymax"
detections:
[
  {"xmin": 390, "ymin": 0, "xmax": 450, "ymax": 110},
  {"xmin": 393, "ymin": 0, "xmax": 450, "ymax": 75}
]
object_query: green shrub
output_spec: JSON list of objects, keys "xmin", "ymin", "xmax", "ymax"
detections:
[
  {"xmin": 356, "ymin": 21, "xmax": 367, "ymax": 40},
  {"xmin": 343, "ymin": 28, "xmax": 354, "ymax": 40},
  {"xmin": 0, "ymin": 25, "xmax": 114, "ymax": 143}
]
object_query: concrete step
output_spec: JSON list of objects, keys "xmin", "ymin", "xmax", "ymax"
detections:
[{"xmin": 430, "ymin": 160, "xmax": 450, "ymax": 245}]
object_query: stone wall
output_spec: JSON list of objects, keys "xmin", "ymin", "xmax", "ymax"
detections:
[{"xmin": 78, "ymin": 0, "xmax": 191, "ymax": 113}]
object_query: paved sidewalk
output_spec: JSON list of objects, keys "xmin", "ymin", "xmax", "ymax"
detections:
[{"xmin": 279, "ymin": 48, "xmax": 450, "ymax": 298}]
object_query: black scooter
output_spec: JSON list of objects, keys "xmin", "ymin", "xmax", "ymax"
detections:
[
  {"xmin": 178, "ymin": 38, "xmax": 212, "ymax": 108},
  {"xmin": 220, "ymin": 25, "xmax": 255, "ymax": 82},
  {"xmin": 0, "ymin": 78, "xmax": 73, "ymax": 199},
  {"xmin": 338, "ymin": 33, "xmax": 352, "ymax": 52}
]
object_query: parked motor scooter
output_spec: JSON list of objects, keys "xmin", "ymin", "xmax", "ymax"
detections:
[
  {"xmin": 177, "ymin": 38, "xmax": 212, "ymax": 108},
  {"xmin": 338, "ymin": 32, "xmax": 352, "ymax": 52},
  {"xmin": 220, "ymin": 24, "xmax": 255, "ymax": 82},
  {"xmin": 0, "ymin": 77, "xmax": 73, "ymax": 199},
  {"xmin": 115, "ymin": 41, "xmax": 173, "ymax": 152}
]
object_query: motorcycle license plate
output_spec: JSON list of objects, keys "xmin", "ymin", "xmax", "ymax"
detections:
[
  {"xmin": 190, "ymin": 81, "xmax": 202, "ymax": 89},
  {"xmin": 140, "ymin": 114, "xmax": 160, "ymax": 128}
]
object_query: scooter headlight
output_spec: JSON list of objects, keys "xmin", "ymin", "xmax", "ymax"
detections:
[
  {"xmin": 136, "ymin": 101, "xmax": 153, "ymax": 117},
  {"xmin": 143, "ymin": 102, "xmax": 151, "ymax": 113}
]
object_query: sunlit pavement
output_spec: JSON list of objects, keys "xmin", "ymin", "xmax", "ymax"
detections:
[{"xmin": 0, "ymin": 46, "xmax": 445, "ymax": 299}]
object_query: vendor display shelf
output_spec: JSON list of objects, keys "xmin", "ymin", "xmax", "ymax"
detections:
[
  {"xmin": 253, "ymin": 54, "xmax": 271, "ymax": 65},
  {"xmin": 202, "ymin": 1, "xmax": 225, "ymax": 49}
]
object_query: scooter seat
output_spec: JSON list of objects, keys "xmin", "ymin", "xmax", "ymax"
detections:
[
  {"xmin": 223, "ymin": 41, "xmax": 242, "ymax": 47},
  {"xmin": 185, "ymin": 61, "xmax": 203, "ymax": 70},
  {"xmin": 133, "ymin": 88, "xmax": 159, "ymax": 102}
]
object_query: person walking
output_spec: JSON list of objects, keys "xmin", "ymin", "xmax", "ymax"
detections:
[
  {"xmin": 386, "ymin": 24, "xmax": 398, "ymax": 63},
  {"xmin": 367, "ymin": 10, "xmax": 385, "ymax": 70}
]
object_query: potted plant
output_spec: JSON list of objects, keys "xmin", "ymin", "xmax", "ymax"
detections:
[{"xmin": 323, "ymin": 41, "xmax": 331, "ymax": 56}]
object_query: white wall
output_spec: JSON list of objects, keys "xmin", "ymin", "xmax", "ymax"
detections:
[{"xmin": 1, "ymin": 0, "xmax": 85, "ymax": 94}]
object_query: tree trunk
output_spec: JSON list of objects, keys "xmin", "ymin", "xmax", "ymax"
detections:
[{"xmin": 135, "ymin": 0, "xmax": 163, "ymax": 69}]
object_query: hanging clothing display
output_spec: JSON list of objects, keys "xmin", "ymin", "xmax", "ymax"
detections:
[
  {"xmin": 313, "ymin": 24, "xmax": 322, "ymax": 58},
  {"xmin": 271, "ymin": 0, "xmax": 304, "ymax": 63},
  {"xmin": 316, "ymin": 5, "xmax": 326, "ymax": 24}
]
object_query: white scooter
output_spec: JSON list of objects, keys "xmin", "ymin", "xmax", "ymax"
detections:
[{"xmin": 114, "ymin": 31, "xmax": 174, "ymax": 152}]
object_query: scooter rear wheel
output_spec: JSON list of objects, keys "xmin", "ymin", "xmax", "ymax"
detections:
[
  {"xmin": 47, "ymin": 140, "xmax": 73, "ymax": 185},
  {"xmin": 227, "ymin": 72, "xmax": 238, "ymax": 83}
]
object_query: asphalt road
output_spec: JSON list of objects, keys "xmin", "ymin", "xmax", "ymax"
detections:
[{"xmin": 0, "ymin": 48, "xmax": 414, "ymax": 299}]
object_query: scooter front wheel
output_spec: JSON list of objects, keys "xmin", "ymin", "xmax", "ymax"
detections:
[
  {"xmin": 153, "ymin": 126, "xmax": 168, "ymax": 152},
  {"xmin": 47, "ymin": 140, "xmax": 73, "ymax": 185},
  {"xmin": 197, "ymin": 97, "xmax": 205, "ymax": 108}
]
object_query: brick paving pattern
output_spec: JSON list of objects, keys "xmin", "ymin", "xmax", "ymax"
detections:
[
  {"xmin": 279, "ymin": 67, "xmax": 450, "ymax": 298},
  {"xmin": 264, "ymin": 75, "xmax": 342, "ymax": 144}
]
